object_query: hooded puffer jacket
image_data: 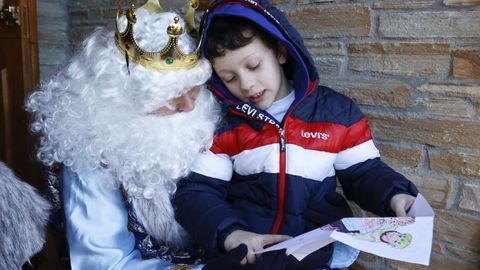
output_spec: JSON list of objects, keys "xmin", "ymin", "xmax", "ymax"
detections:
[{"xmin": 173, "ymin": 0, "xmax": 418, "ymax": 260}]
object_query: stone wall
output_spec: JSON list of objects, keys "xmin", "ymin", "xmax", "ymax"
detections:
[
  {"xmin": 270, "ymin": 0, "xmax": 480, "ymax": 269},
  {"xmin": 37, "ymin": 0, "xmax": 69, "ymax": 78},
  {"xmin": 36, "ymin": 0, "xmax": 480, "ymax": 269}
]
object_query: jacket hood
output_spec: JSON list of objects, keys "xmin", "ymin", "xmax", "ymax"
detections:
[{"xmin": 200, "ymin": 0, "xmax": 318, "ymax": 109}]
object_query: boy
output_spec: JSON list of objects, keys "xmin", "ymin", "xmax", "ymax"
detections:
[{"xmin": 173, "ymin": 0, "xmax": 418, "ymax": 268}]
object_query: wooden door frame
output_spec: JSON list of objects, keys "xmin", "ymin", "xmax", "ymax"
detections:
[{"xmin": 0, "ymin": 0, "xmax": 41, "ymax": 187}]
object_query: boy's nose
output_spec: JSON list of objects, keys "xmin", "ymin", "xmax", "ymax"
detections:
[{"xmin": 239, "ymin": 74, "xmax": 255, "ymax": 93}]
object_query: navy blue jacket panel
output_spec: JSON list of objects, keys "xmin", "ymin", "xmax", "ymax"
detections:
[{"xmin": 173, "ymin": 0, "xmax": 418, "ymax": 258}]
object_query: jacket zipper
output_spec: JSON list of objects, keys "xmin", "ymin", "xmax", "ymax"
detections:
[
  {"xmin": 271, "ymin": 127, "xmax": 286, "ymax": 234},
  {"xmin": 270, "ymin": 81, "xmax": 318, "ymax": 234}
]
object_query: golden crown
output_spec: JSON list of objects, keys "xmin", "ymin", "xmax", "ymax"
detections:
[{"xmin": 115, "ymin": 0, "xmax": 201, "ymax": 71}]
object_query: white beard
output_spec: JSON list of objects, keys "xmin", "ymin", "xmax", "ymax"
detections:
[
  {"xmin": 97, "ymin": 90, "xmax": 217, "ymax": 248},
  {"xmin": 29, "ymin": 85, "xmax": 219, "ymax": 248},
  {"xmin": 26, "ymin": 12, "xmax": 220, "ymax": 249},
  {"xmin": 131, "ymin": 188, "xmax": 189, "ymax": 249},
  {"xmin": 96, "ymin": 89, "xmax": 219, "ymax": 248}
]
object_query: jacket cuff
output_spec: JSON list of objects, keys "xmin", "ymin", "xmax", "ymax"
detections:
[{"xmin": 384, "ymin": 182, "xmax": 419, "ymax": 216}]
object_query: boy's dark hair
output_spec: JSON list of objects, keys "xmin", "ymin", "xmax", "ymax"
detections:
[{"xmin": 204, "ymin": 16, "xmax": 280, "ymax": 61}]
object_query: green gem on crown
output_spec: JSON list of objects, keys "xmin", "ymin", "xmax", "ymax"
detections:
[{"xmin": 166, "ymin": 57, "xmax": 174, "ymax": 65}]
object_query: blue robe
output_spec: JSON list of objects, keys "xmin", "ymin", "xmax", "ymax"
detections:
[{"xmin": 61, "ymin": 167, "xmax": 204, "ymax": 270}]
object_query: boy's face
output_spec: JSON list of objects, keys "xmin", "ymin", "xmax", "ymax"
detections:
[{"xmin": 212, "ymin": 36, "xmax": 290, "ymax": 110}]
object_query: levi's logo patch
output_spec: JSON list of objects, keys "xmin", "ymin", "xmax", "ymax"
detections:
[{"xmin": 301, "ymin": 130, "xmax": 330, "ymax": 140}]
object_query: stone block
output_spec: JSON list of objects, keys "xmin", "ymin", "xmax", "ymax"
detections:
[
  {"xmin": 39, "ymin": 65, "xmax": 62, "ymax": 79},
  {"xmin": 38, "ymin": 46, "xmax": 68, "ymax": 66},
  {"xmin": 443, "ymin": 0, "xmax": 480, "ymax": 6},
  {"xmin": 269, "ymin": 0, "xmax": 292, "ymax": 4},
  {"xmin": 38, "ymin": 18, "xmax": 67, "ymax": 31},
  {"xmin": 374, "ymin": 0, "xmax": 435, "ymax": 9},
  {"xmin": 111, "ymin": 0, "xmax": 133, "ymax": 5},
  {"xmin": 415, "ymin": 97, "xmax": 473, "ymax": 118},
  {"xmin": 379, "ymin": 11, "xmax": 480, "ymax": 38},
  {"xmin": 428, "ymin": 150, "xmax": 480, "ymax": 178},
  {"xmin": 37, "ymin": 1, "xmax": 66, "ymax": 18},
  {"xmin": 321, "ymin": 76, "xmax": 411, "ymax": 108},
  {"xmin": 460, "ymin": 183, "xmax": 480, "ymax": 212},
  {"xmin": 285, "ymin": 5, "xmax": 371, "ymax": 38},
  {"xmin": 298, "ymin": 0, "xmax": 335, "ymax": 4},
  {"xmin": 417, "ymin": 84, "xmax": 480, "ymax": 99},
  {"xmin": 390, "ymin": 253, "xmax": 480, "ymax": 270},
  {"xmin": 69, "ymin": 9, "xmax": 89, "ymax": 21},
  {"xmin": 86, "ymin": 9, "xmax": 102, "ymax": 20},
  {"xmin": 38, "ymin": 32, "xmax": 68, "ymax": 45},
  {"xmin": 102, "ymin": 7, "xmax": 119, "ymax": 19},
  {"xmin": 38, "ymin": 17, "xmax": 68, "ymax": 30},
  {"xmin": 453, "ymin": 50, "xmax": 480, "ymax": 80},
  {"xmin": 432, "ymin": 242, "xmax": 442, "ymax": 254},
  {"xmin": 348, "ymin": 43, "xmax": 450, "ymax": 77},
  {"xmin": 307, "ymin": 43, "xmax": 345, "ymax": 74},
  {"xmin": 368, "ymin": 114, "xmax": 480, "ymax": 149},
  {"xmin": 305, "ymin": 42, "xmax": 344, "ymax": 56},
  {"xmin": 377, "ymin": 143, "xmax": 422, "ymax": 168},
  {"xmin": 434, "ymin": 211, "xmax": 480, "ymax": 250},
  {"xmin": 68, "ymin": 0, "xmax": 110, "ymax": 9},
  {"xmin": 403, "ymin": 173, "xmax": 453, "ymax": 209},
  {"xmin": 314, "ymin": 56, "xmax": 343, "ymax": 75},
  {"xmin": 69, "ymin": 26, "xmax": 99, "ymax": 45},
  {"xmin": 446, "ymin": 245, "xmax": 480, "ymax": 261}
]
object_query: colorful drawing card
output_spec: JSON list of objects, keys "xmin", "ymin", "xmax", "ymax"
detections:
[{"xmin": 255, "ymin": 193, "xmax": 434, "ymax": 266}]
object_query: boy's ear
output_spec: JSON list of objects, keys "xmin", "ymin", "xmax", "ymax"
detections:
[{"xmin": 277, "ymin": 43, "xmax": 288, "ymax": 64}]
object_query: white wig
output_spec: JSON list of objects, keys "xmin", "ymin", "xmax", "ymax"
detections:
[{"xmin": 26, "ymin": 8, "xmax": 219, "ymax": 248}]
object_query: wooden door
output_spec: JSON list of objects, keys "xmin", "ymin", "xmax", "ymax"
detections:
[
  {"xmin": 1, "ymin": 3, "xmax": 69, "ymax": 270},
  {"xmin": 0, "ymin": 0, "xmax": 42, "ymax": 187}
]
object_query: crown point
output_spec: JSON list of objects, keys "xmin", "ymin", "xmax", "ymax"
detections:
[
  {"xmin": 189, "ymin": 0, "xmax": 199, "ymax": 9},
  {"xmin": 167, "ymin": 16, "xmax": 183, "ymax": 36}
]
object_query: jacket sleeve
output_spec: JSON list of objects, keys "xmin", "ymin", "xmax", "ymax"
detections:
[
  {"xmin": 172, "ymin": 149, "xmax": 248, "ymax": 253},
  {"xmin": 61, "ymin": 167, "xmax": 204, "ymax": 270},
  {"xmin": 336, "ymin": 157, "xmax": 418, "ymax": 216},
  {"xmin": 333, "ymin": 102, "xmax": 418, "ymax": 217}
]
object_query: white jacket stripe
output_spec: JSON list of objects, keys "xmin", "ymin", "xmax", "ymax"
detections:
[
  {"xmin": 191, "ymin": 151, "xmax": 233, "ymax": 181},
  {"xmin": 232, "ymin": 144, "xmax": 279, "ymax": 176},
  {"xmin": 334, "ymin": 140, "xmax": 380, "ymax": 170},
  {"xmin": 233, "ymin": 144, "xmax": 337, "ymax": 181},
  {"xmin": 192, "ymin": 140, "xmax": 379, "ymax": 182},
  {"xmin": 286, "ymin": 144, "xmax": 336, "ymax": 181}
]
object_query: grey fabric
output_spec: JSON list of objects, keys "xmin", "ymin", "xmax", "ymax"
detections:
[{"xmin": 0, "ymin": 161, "xmax": 51, "ymax": 270}]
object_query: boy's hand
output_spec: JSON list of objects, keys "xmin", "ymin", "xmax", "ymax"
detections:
[
  {"xmin": 224, "ymin": 230, "xmax": 291, "ymax": 266},
  {"xmin": 390, "ymin": 194, "xmax": 416, "ymax": 217}
]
